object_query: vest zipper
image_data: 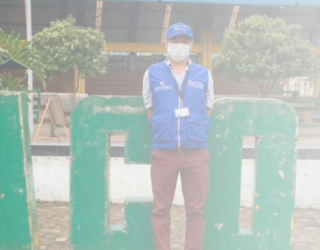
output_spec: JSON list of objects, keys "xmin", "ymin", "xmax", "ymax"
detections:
[{"xmin": 177, "ymin": 97, "xmax": 181, "ymax": 150}]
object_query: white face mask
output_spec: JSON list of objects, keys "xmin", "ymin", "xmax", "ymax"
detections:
[{"xmin": 167, "ymin": 43, "xmax": 190, "ymax": 63}]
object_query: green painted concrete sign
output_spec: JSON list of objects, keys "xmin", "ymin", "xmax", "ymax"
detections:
[
  {"xmin": 204, "ymin": 98, "xmax": 297, "ymax": 250},
  {"xmin": 0, "ymin": 93, "xmax": 38, "ymax": 250},
  {"xmin": 0, "ymin": 93, "xmax": 297, "ymax": 250},
  {"xmin": 70, "ymin": 96, "xmax": 154, "ymax": 250}
]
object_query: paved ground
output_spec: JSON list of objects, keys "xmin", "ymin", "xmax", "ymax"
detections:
[
  {"xmin": 37, "ymin": 202, "xmax": 320, "ymax": 250},
  {"xmin": 34, "ymin": 134, "xmax": 320, "ymax": 249}
]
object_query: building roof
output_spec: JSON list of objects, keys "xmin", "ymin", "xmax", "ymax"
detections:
[
  {"xmin": 77, "ymin": 0, "xmax": 320, "ymax": 7},
  {"xmin": 1, "ymin": 0, "xmax": 320, "ymax": 45}
]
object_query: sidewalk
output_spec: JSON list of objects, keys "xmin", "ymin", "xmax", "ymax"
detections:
[{"xmin": 37, "ymin": 202, "xmax": 320, "ymax": 250}]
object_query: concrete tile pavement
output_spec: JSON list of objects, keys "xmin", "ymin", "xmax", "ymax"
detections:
[
  {"xmin": 37, "ymin": 202, "xmax": 320, "ymax": 250},
  {"xmin": 292, "ymin": 209, "xmax": 320, "ymax": 250},
  {"xmin": 37, "ymin": 203, "xmax": 70, "ymax": 250}
]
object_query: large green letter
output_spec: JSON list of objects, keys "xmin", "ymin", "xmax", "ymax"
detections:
[
  {"xmin": 204, "ymin": 98, "xmax": 297, "ymax": 250},
  {"xmin": 0, "ymin": 93, "xmax": 38, "ymax": 250},
  {"xmin": 70, "ymin": 96, "xmax": 154, "ymax": 250}
]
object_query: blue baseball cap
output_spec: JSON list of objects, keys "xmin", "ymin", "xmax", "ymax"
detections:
[{"xmin": 166, "ymin": 23, "xmax": 194, "ymax": 40}]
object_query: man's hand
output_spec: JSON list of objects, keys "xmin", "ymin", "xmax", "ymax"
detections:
[
  {"xmin": 147, "ymin": 108, "xmax": 153, "ymax": 121},
  {"xmin": 206, "ymin": 108, "xmax": 212, "ymax": 117}
]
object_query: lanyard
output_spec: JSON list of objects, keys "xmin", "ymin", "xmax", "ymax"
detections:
[{"xmin": 167, "ymin": 66, "xmax": 189, "ymax": 100}]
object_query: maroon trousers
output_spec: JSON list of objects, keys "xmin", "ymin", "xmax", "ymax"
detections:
[{"xmin": 151, "ymin": 149, "xmax": 210, "ymax": 250}]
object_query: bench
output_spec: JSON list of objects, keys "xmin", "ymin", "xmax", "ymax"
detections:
[
  {"xmin": 273, "ymin": 96, "xmax": 320, "ymax": 129},
  {"xmin": 33, "ymin": 92, "xmax": 88, "ymax": 141},
  {"xmin": 269, "ymin": 90, "xmax": 300, "ymax": 100}
]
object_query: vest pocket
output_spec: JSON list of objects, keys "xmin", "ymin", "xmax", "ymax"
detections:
[
  {"xmin": 186, "ymin": 114, "xmax": 209, "ymax": 142},
  {"xmin": 151, "ymin": 114, "xmax": 172, "ymax": 142}
]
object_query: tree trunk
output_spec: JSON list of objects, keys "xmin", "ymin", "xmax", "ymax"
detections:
[
  {"xmin": 259, "ymin": 82, "xmax": 276, "ymax": 97},
  {"xmin": 257, "ymin": 82, "xmax": 264, "ymax": 97}
]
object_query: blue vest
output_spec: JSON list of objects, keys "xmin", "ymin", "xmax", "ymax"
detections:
[{"xmin": 149, "ymin": 61, "xmax": 210, "ymax": 150}]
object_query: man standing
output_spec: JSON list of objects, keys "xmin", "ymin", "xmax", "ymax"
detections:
[{"xmin": 143, "ymin": 23, "xmax": 214, "ymax": 250}]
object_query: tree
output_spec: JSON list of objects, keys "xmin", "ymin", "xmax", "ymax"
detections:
[
  {"xmin": 214, "ymin": 15, "xmax": 320, "ymax": 97},
  {"xmin": 32, "ymin": 16, "xmax": 108, "ymax": 103},
  {"xmin": 0, "ymin": 28, "xmax": 46, "ymax": 91}
]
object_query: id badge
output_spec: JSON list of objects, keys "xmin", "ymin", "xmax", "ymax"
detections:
[{"xmin": 175, "ymin": 108, "xmax": 190, "ymax": 118}]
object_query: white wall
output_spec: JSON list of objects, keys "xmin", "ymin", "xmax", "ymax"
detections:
[
  {"xmin": 32, "ymin": 157, "xmax": 320, "ymax": 209},
  {"xmin": 33, "ymin": 157, "xmax": 70, "ymax": 202},
  {"xmin": 295, "ymin": 160, "xmax": 320, "ymax": 209}
]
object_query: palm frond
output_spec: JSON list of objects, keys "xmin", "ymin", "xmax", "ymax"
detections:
[
  {"xmin": 0, "ymin": 28, "xmax": 46, "ymax": 90},
  {"xmin": 0, "ymin": 73, "xmax": 26, "ymax": 91}
]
